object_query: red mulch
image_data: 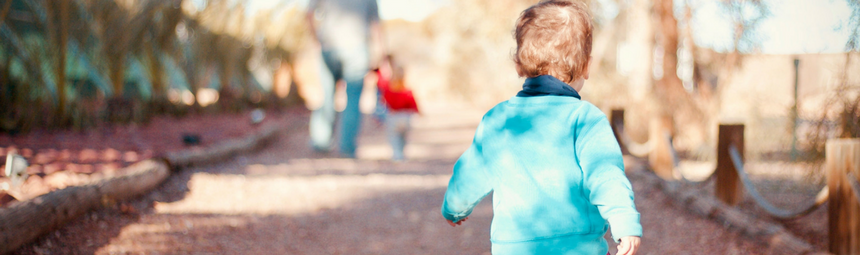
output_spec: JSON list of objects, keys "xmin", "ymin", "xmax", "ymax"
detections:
[{"xmin": 0, "ymin": 106, "xmax": 303, "ymax": 202}]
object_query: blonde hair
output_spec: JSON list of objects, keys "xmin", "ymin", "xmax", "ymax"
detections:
[
  {"xmin": 513, "ymin": 0, "xmax": 593, "ymax": 84},
  {"xmin": 390, "ymin": 66, "xmax": 406, "ymax": 91}
]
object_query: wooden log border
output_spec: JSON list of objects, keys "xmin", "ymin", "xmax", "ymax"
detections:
[
  {"xmin": 625, "ymin": 157, "xmax": 831, "ymax": 255},
  {"xmin": 0, "ymin": 122, "xmax": 283, "ymax": 254},
  {"xmin": 164, "ymin": 123, "xmax": 282, "ymax": 169}
]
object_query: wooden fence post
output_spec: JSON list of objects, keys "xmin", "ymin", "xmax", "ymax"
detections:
[
  {"xmin": 649, "ymin": 114, "xmax": 674, "ymax": 179},
  {"xmin": 610, "ymin": 109, "xmax": 628, "ymax": 155},
  {"xmin": 826, "ymin": 139, "xmax": 860, "ymax": 255},
  {"xmin": 716, "ymin": 124, "xmax": 744, "ymax": 206}
]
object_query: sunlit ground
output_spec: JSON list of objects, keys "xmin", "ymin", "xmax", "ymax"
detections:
[{"xmin": 91, "ymin": 101, "xmax": 495, "ymax": 254}]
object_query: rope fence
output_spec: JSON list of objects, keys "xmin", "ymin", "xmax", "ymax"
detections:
[
  {"xmin": 728, "ymin": 145, "xmax": 829, "ymax": 219},
  {"xmin": 665, "ymin": 130, "xmax": 714, "ymax": 186},
  {"xmin": 611, "ymin": 118, "xmax": 653, "ymax": 158},
  {"xmin": 610, "ymin": 108, "xmax": 860, "ymax": 255},
  {"xmin": 611, "ymin": 114, "xmax": 713, "ymax": 186}
]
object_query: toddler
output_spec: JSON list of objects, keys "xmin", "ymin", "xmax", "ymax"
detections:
[
  {"xmin": 440, "ymin": 1, "xmax": 642, "ymax": 254},
  {"xmin": 375, "ymin": 56, "xmax": 419, "ymax": 161}
]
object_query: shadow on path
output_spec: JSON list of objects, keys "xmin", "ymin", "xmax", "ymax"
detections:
[{"xmin": 14, "ymin": 104, "xmax": 772, "ymax": 254}]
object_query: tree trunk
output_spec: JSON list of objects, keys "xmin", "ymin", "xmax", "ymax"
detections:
[
  {"xmin": 653, "ymin": 0, "xmax": 708, "ymax": 150},
  {"xmin": 0, "ymin": 0, "xmax": 12, "ymax": 112},
  {"xmin": 655, "ymin": 0, "xmax": 681, "ymax": 95},
  {"xmin": 653, "ymin": 0, "xmax": 693, "ymax": 109},
  {"xmin": 0, "ymin": 49, "xmax": 11, "ymax": 115},
  {"xmin": 56, "ymin": 0, "xmax": 69, "ymax": 119},
  {"xmin": 146, "ymin": 43, "xmax": 165, "ymax": 98},
  {"xmin": 110, "ymin": 58, "xmax": 126, "ymax": 97},
  {"xmin": 649, "ymin": 114, "xmax": 676, "ymax": 179}
]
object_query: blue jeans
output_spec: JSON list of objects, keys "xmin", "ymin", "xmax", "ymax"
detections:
[
  {"xmin": 309, "ymin": 48, "xmax": 369, "ymax": 157},
  {"xmin": 385, "ymin": 111, "xmax": 412, "ymax": 160}
]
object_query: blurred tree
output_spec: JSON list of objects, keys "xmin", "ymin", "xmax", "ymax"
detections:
[
  {"xmin": 90, "ymin": 0, "xmax": 131, "ymax": 97},
  {"xmin": 253, "ymin": 4, "xmax": 310, "ymax": 106},
  {"xmin": 43, "ymin": 0, "xmax": 70, "ymax": 120},
  {"xmin": 0, "ymin": 0, "xmax": 9, "ymax": 30},
  {"xmin": 835, "ymin": 0, "xmax": 859, "ymax": 139},
  {"xmin": 806, "ymin": 0, "xmax": 860, "ymax": 159},
  {"xmin": 0, "ymin": 0, "xmax": 13, "ymax": 115},
  {"xmin": 0, "ymin": 0, "xmax": 310, "ymax": 131},
  {"xmin": 718, "ymin": 0, "xmax": 768, "ymax": 80},
  {"xmin": 648, "ymin": 0, "xmax": 768, "ymax": 155},
  {"xmin": 1, "ymin": 0, "xmax": 62, "ymax": 131},
  {"xmin": 847, "ymin": 0, "xmax": 859, "ymax": 52},
  {"xmin": 140, "ymin": 0, "xmax": 183, "ymax": 101},
  {"xmin": 652, "ymin": 0, "xmax": 709, "ymax": 152}
]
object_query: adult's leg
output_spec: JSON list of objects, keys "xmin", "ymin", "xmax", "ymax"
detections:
[
  {"xmin": 309, "ymin": 50, "xmax": 342, "ymax": 152},
  {"xmin": 337, "ymin": 47, "xmax": 370, "ymax": 157}
]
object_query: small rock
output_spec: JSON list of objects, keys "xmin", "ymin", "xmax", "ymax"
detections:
[
  {"xmin": 182, "ymin": 133, "xmax": 202, "ymax": 146},
  {"xmin": 251, "ymin": 109, "xmax": 265, "ymax": 124},
  {"xmin": 119, "ymin": 203, "xmax": 137, "ymax": 215}
]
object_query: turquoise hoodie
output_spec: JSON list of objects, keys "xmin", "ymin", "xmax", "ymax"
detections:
[{"xmin": 441, "ymin": 76, "xmax": 642, "ymax": 254}]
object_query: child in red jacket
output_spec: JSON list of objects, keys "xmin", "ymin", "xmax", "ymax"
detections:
[{"xmin": 375, "ymin": 56, "xmax": 419, "ymax": 161}]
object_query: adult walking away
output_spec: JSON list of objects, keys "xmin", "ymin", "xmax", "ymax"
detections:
[
  {"xmin": 441, "ymin": 1, "xmax": 642, "ymax": 254},
  {"xmin": 306, "ymin": 0, "xmax": 382, "ymax": 157}
]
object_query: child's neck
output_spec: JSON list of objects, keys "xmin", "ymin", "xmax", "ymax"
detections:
[{"xmin": 570, "ymin": 78, "xmax": 585, "ymax": 92}]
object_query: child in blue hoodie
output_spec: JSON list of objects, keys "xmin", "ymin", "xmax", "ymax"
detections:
[{"xmin": 441, "ymin": 1, "xmax": 642, "ymax": 254}]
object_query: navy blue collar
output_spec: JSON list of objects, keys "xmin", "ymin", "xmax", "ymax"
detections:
[{"xmin": 516, "ymin": 75, "xmax": 581, "ymax": 99}]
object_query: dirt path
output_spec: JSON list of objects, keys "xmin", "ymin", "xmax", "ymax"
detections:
[{"xmin": 14, "ymin": 103, "xmax": 767, "ymax": 254}]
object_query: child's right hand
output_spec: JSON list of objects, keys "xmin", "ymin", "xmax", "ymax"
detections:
[
  {"xmin": 616, "ymin": 236, "xmax": 640, "ymax": 255},
  {"xmin": 446, "ymin": 217, "xmax": 468, "ymax": 227}
]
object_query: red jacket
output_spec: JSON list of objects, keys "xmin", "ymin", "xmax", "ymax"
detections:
[{"xmin": 376, "ymin": 69, "xmax": 419, "ymax": 113}]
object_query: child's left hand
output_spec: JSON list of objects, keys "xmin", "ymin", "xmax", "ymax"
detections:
[{"xmin": 446, "ymin": 217, "xmax": 468, "ymax": 227}]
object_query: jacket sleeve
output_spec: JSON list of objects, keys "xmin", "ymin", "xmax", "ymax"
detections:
[
  {"xmin": 441, "ymin": 121, "xmax": 493, "ymax": 223},
  {"xmin": 574, "ymin": 105, "xmax": 642, "ymax": 242}
]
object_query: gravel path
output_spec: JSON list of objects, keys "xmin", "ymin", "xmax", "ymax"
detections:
[{"xmin": 13, "ymin": 103, "xmax": 769, "ymax": 254}]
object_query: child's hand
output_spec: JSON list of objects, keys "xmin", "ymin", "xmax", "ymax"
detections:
[
  {"xmin": 446, "ymin": 217, "xmax": 468, "ymax": 227},
  {"xmin": 616, "ymin": 236, "xmax": 640, "ymax": 255}
]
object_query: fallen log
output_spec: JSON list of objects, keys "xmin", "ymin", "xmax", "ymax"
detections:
[
  {"xmin": 0, "ymin": 120, "xmax": 285, "ymax": 254},
  {"xmin": 165, "ymin": 123, "xmax": 281, "ymax": 169},
  {"xmin": 0, "ymin": 159, "xmax": 169, "ymax": 254}
]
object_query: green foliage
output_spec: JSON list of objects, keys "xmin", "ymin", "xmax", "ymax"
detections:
[{"xmin": 0, "ymin": 0, "xmax": 310, "ymax": 132}]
